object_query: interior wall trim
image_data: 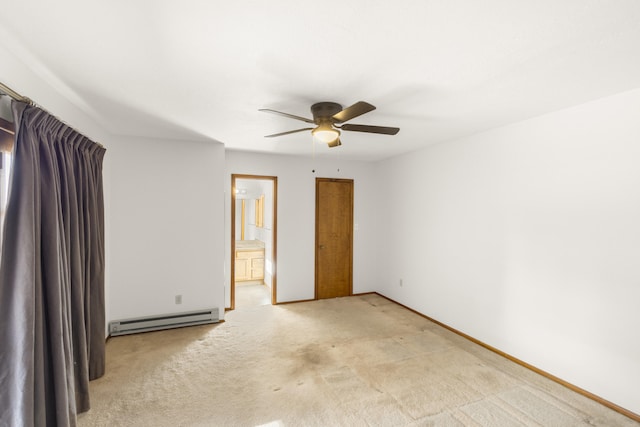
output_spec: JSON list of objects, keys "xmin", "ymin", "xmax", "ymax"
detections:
[
  {"xmin": 374, "ymin": 292, "xmax": 640, "ymax": 423},
  {"xmin": 275, "ymin": 298, "xmax": 316, "ymax": 305}
]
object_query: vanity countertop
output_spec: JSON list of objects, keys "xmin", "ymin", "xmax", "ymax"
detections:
[{"xmin": 235, "ymin": 240, "xmax": 265, "ymax": 251}]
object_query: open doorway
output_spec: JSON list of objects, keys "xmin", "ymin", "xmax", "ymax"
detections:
[{"xmin": 231, "ymin": 174, "xmax": 277, "ymax": 309}]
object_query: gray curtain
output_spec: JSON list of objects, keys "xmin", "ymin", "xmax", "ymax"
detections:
[{"xmin": 0, "ymin": 101, "xmax": 106, "ymax": 426}]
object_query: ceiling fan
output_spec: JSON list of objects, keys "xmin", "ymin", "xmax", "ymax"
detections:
[{"xmin": 259, "ymin": 101, "xmax": 399, "ymax": 147}]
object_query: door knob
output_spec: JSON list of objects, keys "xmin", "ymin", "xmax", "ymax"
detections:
[{"xmin": 319, "ymin": 245, "xmax": 325, "ymax": 249}]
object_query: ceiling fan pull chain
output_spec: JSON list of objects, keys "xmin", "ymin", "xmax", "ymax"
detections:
[{"xmin": 312, "ymin": 134, "xmax": 316, "ymax": 173}]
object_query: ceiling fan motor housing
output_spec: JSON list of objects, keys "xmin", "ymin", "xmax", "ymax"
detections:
[
  {"xmin": 260, "ymin": 100, "xmax": 399, "ymax": 142},
  {"xmin": 311, "ymin": 102, "xmax": 343, "ymax": 123}
]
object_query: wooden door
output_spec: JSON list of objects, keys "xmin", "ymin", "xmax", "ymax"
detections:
[{"xmin": 315, "ymin": 178, "xmax": 354, "ymax": 299}]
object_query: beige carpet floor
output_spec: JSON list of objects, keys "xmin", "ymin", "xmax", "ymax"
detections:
[
  {"xmin": 78, "ymin": 294, "xmax": 638, "ymax": 426},
  {"xmin": 235, "ymin": 282, "xmax": 271, "ymax": 308}
]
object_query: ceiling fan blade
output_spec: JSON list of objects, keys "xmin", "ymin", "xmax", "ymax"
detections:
[
  {"xmin": 264, "ymin": 128, "xmax": 313, "ymax": 138},
  {"xmin": 259, "ymin": 108, "xmax": 315, "ymax": 124},
  {"xmin": 328, "ymin": 138, "xmax": 342, "ymax": 148},
  {"xmin": 341, "ymin": 124, "xmax": 400, "ymax": 135},
  {"xmin": 332, "ymin": 101, "xmax": 376, "ymax": 123}
]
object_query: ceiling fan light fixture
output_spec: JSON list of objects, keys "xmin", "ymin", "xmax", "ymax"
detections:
[
  {"xmin": 312, "ymin": 123, "xmax": 340, "ymax": 144},
  {"xmin": 260, "ymin": 101, "xmax": 399, "ymax": 148}
]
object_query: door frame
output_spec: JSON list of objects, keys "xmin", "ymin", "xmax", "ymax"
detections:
[
  {"xmin": 314, "ymin": 177, "xmax": 354, "ymax": 300},
  {"xmin": 231, "ymin": 174, "xmax": 278, "ymax": 310}
]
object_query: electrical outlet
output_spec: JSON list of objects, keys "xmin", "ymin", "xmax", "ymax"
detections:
[
  {"xmin": 399, "ymin": 279, "xmax": 403, "ymax": 287},
  {"xmin": 175, "ymin": 295, "xmax": 182, "ymax": 304}
]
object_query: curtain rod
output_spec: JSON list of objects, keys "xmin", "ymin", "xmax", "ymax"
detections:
[
  {"xmin": 0, "ymin": 81, "xmax": 104, "ymax": 149},
  {"xmin": 0, "ymin": 81, "xmax": 33, "ymax": 104}
]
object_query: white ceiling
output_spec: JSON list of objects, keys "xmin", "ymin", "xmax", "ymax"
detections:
[{"xmin": 2, "ymin": 1, "xmax": 640, "ymax": 161}]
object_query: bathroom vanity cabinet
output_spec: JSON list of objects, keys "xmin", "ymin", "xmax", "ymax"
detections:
[{"xmin": 235, "ymin": 240, "xmax": 265, "ymax": 282}]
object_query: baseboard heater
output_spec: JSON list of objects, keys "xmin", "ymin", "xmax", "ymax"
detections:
[{"xmin": 108, "ymin": 308, "xmax": 219, "ymax": 336}]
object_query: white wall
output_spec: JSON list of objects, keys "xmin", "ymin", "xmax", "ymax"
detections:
[
  {"xmin": 0, "ymin": 44, "xmax": 108, "ymax": 143},
  {"xmin": 225, "ymin": 151, "xmax": 379, "ymax": 306},
  {"xmin": 108, "ymin": 135, "xmax": 226, "ymax": 321},
  {"xmin": 253, "ymin": 179, "xmax": 275, "ymax": 288},
  {"xmin": 260, "ymin": 179, "xmax": 275, "ymax": 288},
  {"xmin": 376, "ymin": 88, "xmax": 640, "ymax": 414}
]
